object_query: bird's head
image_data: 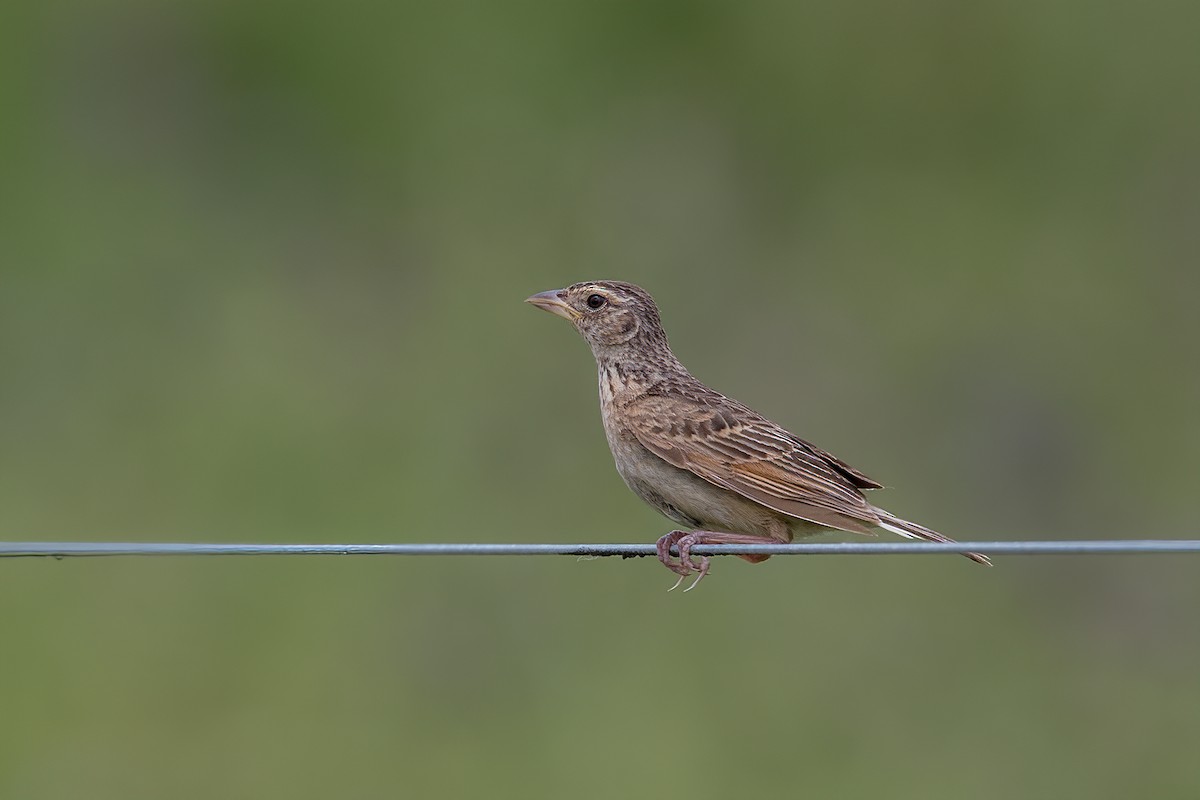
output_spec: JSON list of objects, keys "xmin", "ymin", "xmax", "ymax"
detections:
[{"xmin": 525, "ymin": 280, "xmax": 669, "ymax": 356}]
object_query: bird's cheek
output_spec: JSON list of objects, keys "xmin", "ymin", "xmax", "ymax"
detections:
[{"xmin": 597, "ymin": 316, "xmax": 637, "ymax": 345}]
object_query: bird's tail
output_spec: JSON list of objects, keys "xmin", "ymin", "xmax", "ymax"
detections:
[{"xmin": 873, "ymin": 508, "xmax": 992, "ymax": 566}]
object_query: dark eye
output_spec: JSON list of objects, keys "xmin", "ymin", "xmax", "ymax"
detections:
[{"xmin": 586, "ymin": 294, "xmax": 607, "ymax": 309}]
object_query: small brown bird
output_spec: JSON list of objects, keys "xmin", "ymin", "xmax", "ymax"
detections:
[{"xmin": 527, "ymin": 280, "xmax": 990, "ymax": 590}]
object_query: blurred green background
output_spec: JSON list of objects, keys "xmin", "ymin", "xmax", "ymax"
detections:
[{"xmin": 2, "ymin": 1, "xmax": 1199, "ymax": 797}]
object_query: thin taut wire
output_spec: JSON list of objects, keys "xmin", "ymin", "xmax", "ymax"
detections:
[{"xmin": 1, "ymin": 541, "xmax": 1199, "ymax": 558}]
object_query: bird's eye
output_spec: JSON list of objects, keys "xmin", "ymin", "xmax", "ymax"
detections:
[{"xmin": 586, "ymin": 294, "xmax": 607, "ymax": 309}]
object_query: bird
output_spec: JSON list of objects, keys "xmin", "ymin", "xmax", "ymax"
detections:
[{"xmin": 526, "ymin": 280, "xmax": 991, "ymax": 591}]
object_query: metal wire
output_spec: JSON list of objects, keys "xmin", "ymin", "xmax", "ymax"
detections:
[{"xmin": 1, "ymin": 540, "xmax": 1199, "ymax": 558}]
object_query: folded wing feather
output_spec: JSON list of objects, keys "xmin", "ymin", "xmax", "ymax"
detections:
[{"xmin": 626, "ymin": 395, "xmax": 883, "ymax": 535}]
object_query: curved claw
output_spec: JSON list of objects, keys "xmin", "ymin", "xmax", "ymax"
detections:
[
  {"xmin": 682, "ymin": 557, "xmax": 710, "ymax": 592},
  {"xmin": 657, "ymin": 530, "xmax": 715, "ymax": 592}
]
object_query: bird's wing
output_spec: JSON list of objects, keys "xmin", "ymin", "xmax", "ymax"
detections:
[{"xmin": 625, "ymin": 393, "xmax": 883, "ymax": 534}]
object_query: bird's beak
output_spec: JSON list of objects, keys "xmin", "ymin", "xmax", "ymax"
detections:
[{"xmin": 525, "ymin": 289, "xmax": 578, "ymax": 321}]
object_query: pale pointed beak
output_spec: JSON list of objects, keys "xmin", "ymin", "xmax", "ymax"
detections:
[{"xmin": 525, "ymin": 289, "xmax": 579, "ymax": 321}]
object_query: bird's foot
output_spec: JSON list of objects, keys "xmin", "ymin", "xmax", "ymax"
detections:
[
  {"xmin": 655, "ymin": 530, "xmax": 691, "ymax": 576},
  {"xmin": 676, "ymin": 534, "xmax": 710, "ymax": 592},
  {"xmin": 656, "ymin": 530, "xmax": 711, "ymax": 592}
]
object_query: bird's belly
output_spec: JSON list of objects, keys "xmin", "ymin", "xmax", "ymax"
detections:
[{"xmin": 609, "ymin": 435, "xmax": 789, "ymax": 538}]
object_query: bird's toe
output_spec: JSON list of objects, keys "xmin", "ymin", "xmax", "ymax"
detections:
[{"xmin": 655, "ymin": 530, "xmax": 691, "ymax": 574}]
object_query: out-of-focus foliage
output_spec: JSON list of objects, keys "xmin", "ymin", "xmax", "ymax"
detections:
[{"xmin": 1, "ymin": 1, "xmax": 1198, "ymax": 798}]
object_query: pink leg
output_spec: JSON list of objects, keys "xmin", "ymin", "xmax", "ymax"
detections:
[
  {"xmin": 656, "ymin": 529, "xmax": 787, "ymax": 592},
  {"xmin": 655, "ymin": 530, "xmax": 692, "ymax": 577},
  {"xmin": 676, "ymin": 530, "xmax": 782, "ymax": 592}
]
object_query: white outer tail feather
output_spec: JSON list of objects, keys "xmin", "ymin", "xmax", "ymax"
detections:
[
  {"xmin": 878, "ymin": 520, "xmax": 922, "ymax": 540},
  {"xmin": 873, "ymin": 508, "xmax": 993, "ymax": 566}
]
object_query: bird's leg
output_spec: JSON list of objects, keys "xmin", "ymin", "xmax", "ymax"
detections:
[
  {"xmin": 673, "ymin": 530, "xmax": 786, "ymax": 592},
  {"xmin": 655, "ymin": 530, "xmax": 692, "ymax": 578}
]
